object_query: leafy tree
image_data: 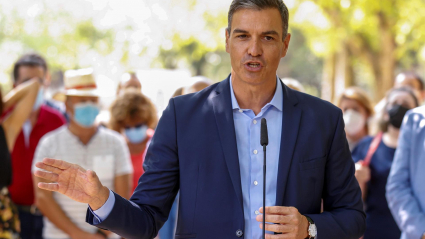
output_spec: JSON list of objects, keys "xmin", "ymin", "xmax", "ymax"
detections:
[{"xmin": 291, "ymin": 0, "xmax": 425, "ymax": 102}]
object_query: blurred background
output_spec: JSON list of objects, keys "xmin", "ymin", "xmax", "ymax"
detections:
[{"xmin": 1, "ymin": 0, "xmax": 424, "ymax": 109}]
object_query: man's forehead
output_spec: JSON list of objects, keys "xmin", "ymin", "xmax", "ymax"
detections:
[
  {"xmin": 395, "ymin": 74, "xmax": 421, "ymax": 88},
  {"xmin": 18, "ymin": 65, "xmax": 45, "ymax": 77},
  {"xmin": 230, "ymin": 8, "xmax": 283, "ymax": 33}
]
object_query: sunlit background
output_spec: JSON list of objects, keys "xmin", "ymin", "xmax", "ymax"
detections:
[{"xmin": 1, "ymin": 0, "xmax": 425, "ymax": 112}]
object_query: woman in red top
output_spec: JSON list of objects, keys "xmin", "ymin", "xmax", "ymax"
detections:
[{"xmin": 109, "ymin": 89, "xmax": 157, "ymax": 194}]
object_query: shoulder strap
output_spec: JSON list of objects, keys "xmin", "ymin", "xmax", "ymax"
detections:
[{"xmin": 362, "ymin": 132, "xmax": 383, "ymax": 167}]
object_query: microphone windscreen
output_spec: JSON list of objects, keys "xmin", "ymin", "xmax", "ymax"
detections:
[{"xmin": 261, "ymin": 118, "xmax": 268, "ymax": 146}]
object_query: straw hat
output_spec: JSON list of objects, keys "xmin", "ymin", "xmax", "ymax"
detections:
[{"xmin": 64, "ymin": 68, "xmax": 99, "ymax": 97}]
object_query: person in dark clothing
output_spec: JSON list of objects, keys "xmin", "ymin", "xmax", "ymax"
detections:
[
  {"xmin": 352, "ymin": 87, "xmax": 419, "ymax": 239},
  {"xmin": 0, "ymin": 79, "xmax": 40, "ymax": 239}
]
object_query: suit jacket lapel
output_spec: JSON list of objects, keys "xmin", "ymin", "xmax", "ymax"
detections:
[
  {"xmin": 211, "ymin": 76, "xmax": 244, "ymax": 213},
  {"xmin": 275, "ymin": 81, "xmax": 302, "ymax": 206}
]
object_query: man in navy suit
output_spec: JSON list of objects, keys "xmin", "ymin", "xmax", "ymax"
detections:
[{"xmin": 34, "ymin": 0, "xmax": 366, "ymax": 238}]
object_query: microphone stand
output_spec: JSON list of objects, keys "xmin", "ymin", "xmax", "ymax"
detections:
[
  {"xmin": 260, "ymin": 118, "xmax": 268, "ymax": 239},
  {"xmin": 263, "ymin": 143, "xmax": 266, "ymax": 239}
]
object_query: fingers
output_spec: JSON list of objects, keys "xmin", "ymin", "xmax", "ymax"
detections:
[
  {"xmin": 38, "ymin": 182, "xmax": 59, "ymax": 191},
  {"xmin": 87, "ymin": 170, "xmax": 98, "ymax": 181},
  {"xmin": 260, "ymin": 223, "xmax": 296, "ymax": 234},
  {"xmin": 256, "ymin": 214, "xmax": 292, "ymax": 224},
  {"xmin": 264, "ymin": 233, "xmax": 296, "ymax": 239},
  {"xmin": 35, "ymin": 162, "xmax": 63, "ymax": 174},
  {"xmin": 42, "ymin": 158, "xmax": 72, "ymax": 170},
  {"xmin": 260, "ymin": 206, "xmax": 299, "ymax": 215},
  {"xmin": 34, "ymin": 170, "xmax": 59, "ymax": 182}
]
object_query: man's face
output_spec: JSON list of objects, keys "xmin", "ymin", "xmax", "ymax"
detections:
[
  {"xmin": 15, "ymin": 65, "xmax": 47, "ymax": 87},
  {"xmin": 226, "ymin": 8, "xmax": 290, "ymax": 86}
]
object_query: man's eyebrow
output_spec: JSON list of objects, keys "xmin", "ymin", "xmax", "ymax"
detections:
[
  {"xmin": 233, "ymin": 29, "xmax": 249, "ymax": 34},
  {"xmin": 262, "ymin": 30, "xmax": 279, "ymax": 36}
]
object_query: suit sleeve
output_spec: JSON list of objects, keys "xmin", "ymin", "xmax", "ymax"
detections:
[
  {"xmin": 305, "ymin": 110, "xmax": 366, "ymax": 239},
  {"xmin": 86, "ymin": 98, "xmax": 180, "ymax": 239},
  {"xmin": 386, "ymin": 111, "xmax": 425, "ymax": 239}
]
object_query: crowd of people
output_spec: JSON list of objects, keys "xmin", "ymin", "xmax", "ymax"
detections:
[
  {"xmin": 0, "ymin": 52, "xmax": 424, "ymax": 239},
  {"xmin": 0, "ymin": 53, "xmax": 212, "ymax": 239},
  {"xmin": 335, "ymin": 72, "xmax": 425, "ymax": 239}
]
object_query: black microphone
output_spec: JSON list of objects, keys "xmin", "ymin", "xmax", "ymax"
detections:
[
  {"xmin": 260, "ymin": 118, "xmax": 268, "ymax": 239},
  {"xmin": 261, "ymin": 118, "xmax": 269, "ymax": 147}
]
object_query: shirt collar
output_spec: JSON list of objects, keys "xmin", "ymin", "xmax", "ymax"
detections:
[{"xmin": 229, "ymin": 75, "xmax": 283, "ymax": 112}]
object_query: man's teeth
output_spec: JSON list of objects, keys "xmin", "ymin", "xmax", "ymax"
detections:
[{"xmin": 248, "ymin": 63, "xmax": 260, "ymax": 67}]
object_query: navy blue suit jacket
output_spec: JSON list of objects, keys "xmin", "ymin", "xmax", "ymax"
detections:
[{"xmin": 86, "ymin": 76, "xmax": 365, "ymax": 239}]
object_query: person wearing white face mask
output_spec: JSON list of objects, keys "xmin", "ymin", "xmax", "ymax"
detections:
[
  {"xmin": 31, "ymin": 68, "xmax": 133, "ymax": 239},
  {"xmin": 337, "ymin": 87, "xmax": 374, "ymax": 151}
]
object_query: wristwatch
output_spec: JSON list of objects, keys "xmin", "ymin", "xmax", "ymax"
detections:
[{"xmin": 305, "ymin": 215, "xmax": 317, "ymax": 239}]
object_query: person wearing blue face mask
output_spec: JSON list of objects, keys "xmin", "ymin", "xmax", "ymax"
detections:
[
  {"xmin": 32, "ymin": 68, "xmax": 133, "ymax": 239},
  {"xmin": 109, "ymin": 89, "xmax": 157, "ymax": 194}
]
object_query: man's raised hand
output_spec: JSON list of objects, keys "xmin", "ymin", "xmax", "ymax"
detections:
[{"xmin": 34, "ymin": 158, "xmax": 110, "ymax": 210}]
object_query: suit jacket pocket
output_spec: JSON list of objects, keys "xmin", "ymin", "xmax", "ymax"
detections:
[
  {"xmin": 175, "ymin": 234, "xmax": 197, "ymax": 238},
  {"xmin": 299, "ymin": 155, "xmax": 327, "ymax": 171}
]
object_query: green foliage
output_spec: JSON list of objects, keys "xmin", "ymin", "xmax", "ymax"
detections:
[{"xmin": 291, "ymin": 0, "xmax": 425, "ymax": 92}]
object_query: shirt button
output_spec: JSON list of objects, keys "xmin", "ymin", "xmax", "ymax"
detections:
[
  {"xmin": 254, "ymin": 181, "xmax": 258, "ymax": 186},
  {"xmin": 239, "ymin": 109, "xmax": 243, "ymax": 113},
  {"xmin": 236, "ymin": 229, "xmax": 243, "ymax": 237},
  {"xmin": 253, "ymin": 120, "xmax": 257, "ymax": 124},
  {"xmin": 255, "ymin": 210, "xmax": 260, "ymax": 215},
  {"xmin": 253, "ymin": 150, "xmax": 258, "ymax": 155}
]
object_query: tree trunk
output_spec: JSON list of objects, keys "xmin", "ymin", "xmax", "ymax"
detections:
[
  {"xmin": 321, "ymin": 43, "xmax": 355, "ymax": 103},
  {"xmin": 376, "ymin": 13, "xmax": 396, "ymax": 101},
  {"xmin": 321, "ymin": 52, "xmax": 336, "ymax": 102}
]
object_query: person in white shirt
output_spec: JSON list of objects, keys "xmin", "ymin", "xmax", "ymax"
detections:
[{"xmin": 32, "ymin": 68, "xmax": 133, "ymax": 239}]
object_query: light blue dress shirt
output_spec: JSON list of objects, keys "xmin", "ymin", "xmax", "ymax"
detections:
[
  {"xmin": 90, "ymin": 76, "xmax": 283, "ymax": 239},
  {"xmin": 230, "ymin": 76, "xmax": 282, "ymax": 239},
  {"xmin": 386, "ymin": 107, "xmax": 425, "ymax": 239}
]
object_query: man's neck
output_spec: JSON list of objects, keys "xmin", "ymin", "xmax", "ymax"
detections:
[
  {"xmin": 68, "ymin": 121, "xmax": 97, "ymax": 145},
  {"xmin": 231, "ymin": 72, "xmax": 277, "ymax": 115}
]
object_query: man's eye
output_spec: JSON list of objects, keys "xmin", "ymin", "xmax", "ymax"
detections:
[
  {"xmin": 265, "ymin": 36, "xmax": 274, "ymax": 41},
  {"xmin": 237, "ymin": 35, "xmax": 247, "ymax": 39}
]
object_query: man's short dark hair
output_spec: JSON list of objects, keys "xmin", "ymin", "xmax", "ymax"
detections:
[
  {"xmin": 227, "ymin": 0, "xmax": 289, "ymax": 40},
  {"xmin": 400, "ymin": 71, "xmax": 424, "ymax": 91},
  {"xmin": 13, "ymin": 53, "xmax": 48, "ymax": 82}
]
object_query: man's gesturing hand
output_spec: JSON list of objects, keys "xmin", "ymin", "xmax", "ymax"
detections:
[
  {"xmin": 256, "ymin": 206, "xmax": 309, "ymax": 239},
  {"xmin": 34, "ymin": 158, "xmax": 110, "ymax": 210}
]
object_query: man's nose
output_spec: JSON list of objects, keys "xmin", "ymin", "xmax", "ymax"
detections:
[{"xmin": 247, "ymin": 38, "xmax": 263, "ymax": 57}]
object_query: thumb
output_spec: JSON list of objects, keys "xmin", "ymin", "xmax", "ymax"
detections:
[{"xmin": 87, "ymin": 169, "xmax": 99, "ymax": 182}]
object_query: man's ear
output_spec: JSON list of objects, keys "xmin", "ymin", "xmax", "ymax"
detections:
[
  {"xmin": 281, "ymin": 33, "xmax": 291, "ymax": 58},
  {"xmin": 225, "ymin": 28, "xmax": 230, "ymax": 53},
  {"xmin": 65, "ymin": 97, "xmax": 73, "ymax": 115}
]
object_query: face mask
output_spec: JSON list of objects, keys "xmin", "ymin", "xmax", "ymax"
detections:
[
  {"xmin": 73, "ymin": 102, "xmax": 100, "ymax": 128},
  {"xmin": 343, "ymin": 109, "xmax": 365, "ymax": 136},
  {"xmin": 33, "ymin": 88, "xmax": 44, "ymax": 111},
  {"xmin": 388, "ymin": 104, "xmax": 410, "ymax": 128},
  {"xmin": 125, "ymin": 125, "xmax": 148, "ymax": 144}
]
